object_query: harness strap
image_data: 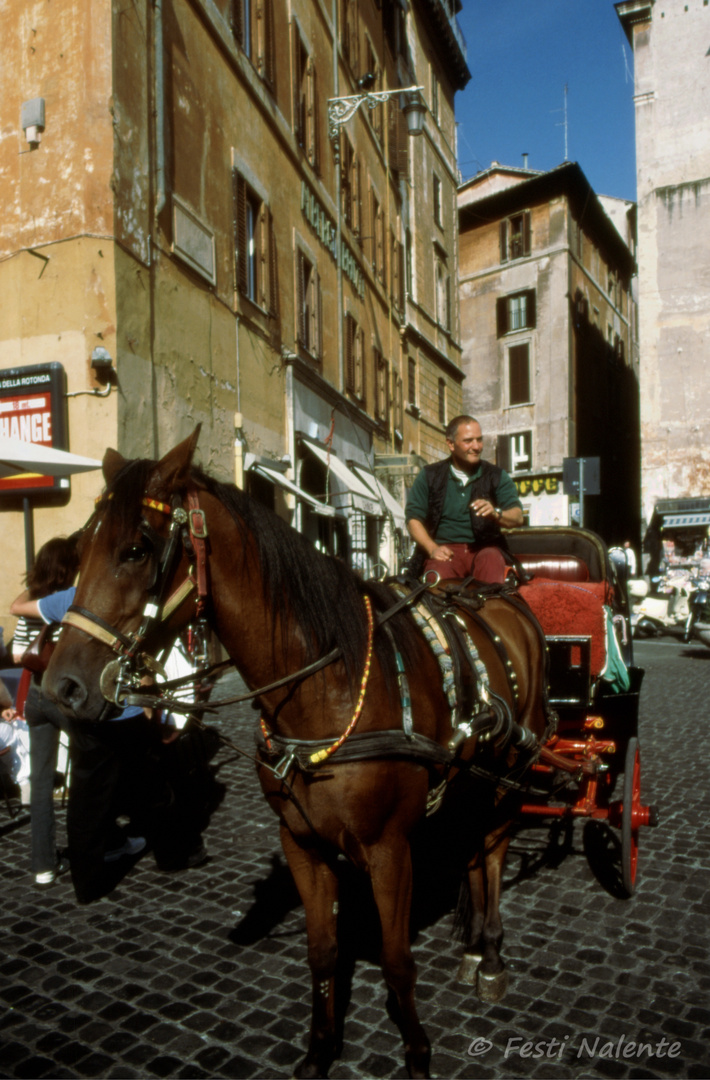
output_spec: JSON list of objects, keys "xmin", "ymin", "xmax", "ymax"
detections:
[
  {"xmin": 187, "ymin": 490, "xmax": 209, "ymax": 607},
  {"xmin": 63, "ymin": 607, "xmax": 134, "ymax": 652}
]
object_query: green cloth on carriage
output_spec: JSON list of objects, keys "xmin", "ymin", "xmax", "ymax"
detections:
[{"xmin": 600, "ymin": 605, "xmax": 631, "ymax": 693}]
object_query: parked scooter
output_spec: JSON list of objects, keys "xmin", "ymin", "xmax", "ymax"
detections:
[
  {"xmin": 683, "ymin": 565, "xmax": 710, "ymax": 647},
  {"xmin": 627, "ymin": 570, "xmax": 694, "ymax": 638}
]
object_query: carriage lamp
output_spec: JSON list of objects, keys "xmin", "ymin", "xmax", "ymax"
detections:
[
  {"xmin": 327, "ymin": 85, "xmax": 426, "ymax": 145},
  {"xmin": 21, "ymin": 98, "xmax": 45, "ymax": 147}
]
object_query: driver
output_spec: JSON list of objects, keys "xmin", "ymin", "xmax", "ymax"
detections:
[{"xmin": 405, "ymin": 415, "xmax": 524, "ymax": 582}]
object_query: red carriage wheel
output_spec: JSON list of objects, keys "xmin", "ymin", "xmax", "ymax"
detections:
[{"xmin": 621, "ymin": 737, "xmax": 642, "ymax": 897}]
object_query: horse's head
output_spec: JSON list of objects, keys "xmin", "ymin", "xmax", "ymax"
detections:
[{"xmin": 44, "ymin": 428, "xmax": 202, "ymax": 720}]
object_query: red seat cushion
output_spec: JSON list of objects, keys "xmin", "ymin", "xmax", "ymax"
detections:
[{"xmin": 519, "ymin": 580, "xmax": 607, "ymax": 679}]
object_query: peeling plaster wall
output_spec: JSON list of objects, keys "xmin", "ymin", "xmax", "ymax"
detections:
[{"xmin": 627, "ymin": 3, "xmax": 710, "ymax": 521}]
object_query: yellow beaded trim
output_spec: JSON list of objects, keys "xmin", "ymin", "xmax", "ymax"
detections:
[{"xmin": 259, "ymin": 595, "xmax": 375, "ymax": 766}]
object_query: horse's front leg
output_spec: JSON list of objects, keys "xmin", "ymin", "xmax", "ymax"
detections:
[
  {"xmin": 369, "ymin": 837, "xmax": 431, "ymax": 1079},
  {"xmin": 280, "ymin": 824, "xmax": 339, "ymax": 1079}
]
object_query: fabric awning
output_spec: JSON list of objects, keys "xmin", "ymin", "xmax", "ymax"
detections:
[
  {"xmin": 351, "ymin": 466, "xmax": 406, "ymax": 528},
  {"xmin": 661, "ymin": 512, "xmax": 710, "ymax": 528},
  {"xmin": 252, "ymin": 465, "xmax": 337, "ymax": 517},
  {"xmin": 300, "ymin": 440, "xmax": 382, "ymax": 515}
]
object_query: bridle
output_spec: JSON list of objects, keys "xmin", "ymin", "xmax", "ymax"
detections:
[{"xmin": 61, "ymin": 490, "xmax": 209, "ymax": 709}]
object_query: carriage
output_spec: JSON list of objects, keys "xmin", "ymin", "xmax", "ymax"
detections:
[{"xmin": 504, "ymin": 525, "xmax": 659, "ymax": 896}]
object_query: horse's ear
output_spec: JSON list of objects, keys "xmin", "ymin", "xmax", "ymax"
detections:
[
  {"xmin": 152, "ymin": 425, "xmax": 202, "ymax": 492},
  {"xmin": 102, "ymin": 447, "xmax": 126, "ymax": 487}
]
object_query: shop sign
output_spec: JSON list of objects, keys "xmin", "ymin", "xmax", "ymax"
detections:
[
  {"xmin": 0, "ymin": 362, "xmax": 69, "ymax": 499},
  {"xmin": 301, "ymin": 181, "xmax": 365, "ymax": 298},
  {"xmin": 514, "ymin": 474, "xmax": 560, "ymax": 497}
]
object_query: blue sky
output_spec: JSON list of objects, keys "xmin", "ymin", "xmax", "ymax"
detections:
[{"xmin": 454, "ymin": 0, "xmax": 637, "ymax": 202}]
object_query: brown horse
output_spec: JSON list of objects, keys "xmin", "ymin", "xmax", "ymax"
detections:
[{"xmin": 44, "ymin": 431, "xmax": 551, "ymax": 1079}]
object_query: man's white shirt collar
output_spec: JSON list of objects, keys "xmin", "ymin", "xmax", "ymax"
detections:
[{"xmin": 450, "ymin": 463, "xmax": 476, "ymax": 485}]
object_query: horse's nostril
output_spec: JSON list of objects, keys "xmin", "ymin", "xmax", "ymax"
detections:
[{"xmin": 54, "ymin": 674, "xmax": 89, "ymax": 713}]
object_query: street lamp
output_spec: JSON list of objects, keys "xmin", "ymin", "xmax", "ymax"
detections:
[{"xmin": 327, "ymin": 85, "xmax": 426, "ymax": 147}]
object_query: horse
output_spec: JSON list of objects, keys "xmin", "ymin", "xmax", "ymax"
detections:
[{"xmin": 43, "ymin": 430, "xmax": 552, "ymax": 1079}]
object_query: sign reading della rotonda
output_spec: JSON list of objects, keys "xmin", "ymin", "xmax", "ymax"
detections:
[{"xmin": 0, "ymin": 362, "xmax": 69, "ymax": 499}]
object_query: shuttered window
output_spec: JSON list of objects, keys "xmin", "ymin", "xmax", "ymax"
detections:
[
  {"xmin": 297, "ymin": 250, "xmax": 321, "ymax": 359},
  {"xmin": 292, "ymin": 27, "xmax": 319, "ymax": 170},
  {"xmin": 234, "ymin": 170, "xmax": 278, "ymax": 316},
  {"xmin": 374, "ymin": 351, "xmax": 389, "ymax": 427},
  {"xmin": 496, "ymin": 289, "xmax": 536, "ymax": 336},
  {"xmin": 233, "ymin": 0, "xmax": 274, "ymax": 89},
  {"xmin": 345, "ymin": 313, "xmax": 364, "ymax": 402},
  {"xmin": 500, "ymin": 209, "xmax": 532, "ymax": 262},
  {"xmin": 509, "ymin": 344, "xmax": 531, "ymax": 405}
]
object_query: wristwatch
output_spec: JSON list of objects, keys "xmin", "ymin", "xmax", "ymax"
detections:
[{"xmin": 494, "ymin": 507, "xmax": 503, "ymax": 521}]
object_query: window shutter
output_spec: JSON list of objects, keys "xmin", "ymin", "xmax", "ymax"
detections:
[
  {"xmin": 267, "ymin": 209, "xmax": 278, "ymax": 316},
  {"xmin": 262, "ymin": 0, "xmax": 275, "ymax": 87},
  {"xmin": 496, "ymin": 434, "xmax": 511, "ymax": 471},
  {"xmin": 258, "ymin": 204, "xmax": 268, "ymax": 309},
  {"xmin": 353, "ymin": 158, "xmax": 361, "ymax": 238},
  {"xmin": 523, "ymin": 210, "xmax": 532, "ymax": 256},
  {"xmin": 525, "ymin": 288, "xmax": 536, "ymax": 329},
  {"xmin": 345, "ymin": 314, "xmax": 354, "ymax": 390},
  {"xmin": 232, "ymin": 0, "xmax": 244, "ymax": 46},
  {"xmin": 297, "ymin": 252, "xmax": 306, "ymax": 346},
  {"xmin": 509, "ymin": 344, "xmax": 530, "ymax": 405},
  {"xmin": 307, "ymin": 59, "xmax": 319, "ymax": 170},
  {"xmin": 496, "ymin": 296, "xmax": 508, "ymax": 337},
  {"xmin": 445, "ymin": 275, "xmax": 451, "ymax": 331},
  {"xmin": 499, "ymin": 220, "xmax": 508, "ymax": 263},
  {"xmin": 234, "ymin": 171, "xmax": 248, "ymax": 294},
  {"xmin": 315, "ymin": 269, "xmax": 322, "ymax": 359},
  {"xmin": 292, "ymin": 28, "xmax": 302, "ymax": 143}
]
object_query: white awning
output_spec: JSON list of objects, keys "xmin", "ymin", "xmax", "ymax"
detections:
[
  {"xmin": 252, "ymin": 465, "xmax": 337, "ymax": 517},
  {"xmin": 352, "ymin": 466, "xmax": 406, "ymax": 529},
  {"xmin": 300, "ymin": 439, "xmax": 382, "ymax": 515},
  {"xmin": 662, "ymin": 512, "xmax": 710, "ymax": 528}
]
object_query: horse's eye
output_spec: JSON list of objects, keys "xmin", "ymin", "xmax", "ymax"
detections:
[{"xmin": 121, "ymin": 544, "xmax": 149, "ymax": 564}]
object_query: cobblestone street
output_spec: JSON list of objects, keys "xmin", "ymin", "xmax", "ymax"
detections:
[{"xmin": 1, "ymin": 638, "xmax": 709, "ymax": 1079}]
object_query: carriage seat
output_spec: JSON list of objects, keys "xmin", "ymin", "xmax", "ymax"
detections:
[{"xmin": 519, "ymin": 554, "xmax": 590, "ymax": 582}]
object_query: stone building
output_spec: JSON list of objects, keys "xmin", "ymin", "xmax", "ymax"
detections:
[
  {"xmin": 616, "ymin": 0, "xmax": 710, "ymax": 525},
  {"xmin": 458, "ymin": 161, "xmax": 640, "ymax": 543},
  {"xmin": 0, "ymin": 0, "xmax": 469, "ymax": 614}
]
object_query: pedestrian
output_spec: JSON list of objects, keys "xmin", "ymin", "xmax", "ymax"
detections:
[
  {"xmin": 405, "ymin": 414, "xmax": 524, "ymax": 582},
  {"xmin": 623, "ymin": 540, "xmax": 638, "ymax": 577},
  {"xmin": 10, "ymin": 536, "xmax": 80, "ymax": 886},
  {"xmin": 11, "ymin": 578, "xmax": 148, "ymax": 897}
]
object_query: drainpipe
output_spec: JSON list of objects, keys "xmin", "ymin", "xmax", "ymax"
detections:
[
  {"xmin": 154, "ymin": 0, "xmax": 166, "ymax": 217},
  {"xmin": 332, "ymin": 0, "xmax": 344, "ymax": 393}
]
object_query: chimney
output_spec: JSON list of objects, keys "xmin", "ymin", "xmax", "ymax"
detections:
[{"xmin": 522, "ymin": 153, "xmax": 529, "ymax": 169}]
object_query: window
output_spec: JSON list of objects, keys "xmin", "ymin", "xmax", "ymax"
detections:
[
  {"xmin": 297, "ymin": 250, "xmax": 322, "ymax": 358},
  {"xmin": 500, "ymin": 210, "xmax": 532, "ymax": 262},
  {"xmin": 433, "ymin": 174, "xmax": 442, "ymax": 227},
  {"xmin": 345, "ymin": 313, "xmax": 365, "ymax": 402},
  {"xmin": 374, "ymin": 351, "xmax": 389, "ymax": 427},
  {"xmin": 508, "ymin": 344, "xmax": 531, "ymax": 406},
  {"xmin": 234, "ymin": 170, "xmax": 278, "ymax": 313},
  {"xmin": 436, "ymin": 259, "xmax": 451, "ymax": 331},
  {"xmin": 496, "ymin": 289, "xmax": 536, "ymax": 336},
  {"xmin": 341, "ymin": 0, "xmax": 359, "ymax": 72},
  {"xmin": 438, "ymin": 378, "xmax": 446, "ymax": 425},
  {"xmin": 431, "ymin": 66, "xmax": 439, "ymax": 126},
  {"xmin": 390, "ymin": 227, "xmax": 403, "ymax": 311},
  {"xmin": 293, "ymin": 27, "xmax": 320, "ymax": 170},
  {"xmin": 407, "ymin": 356, "xmax": 416, "ymax": 406},
  {"xmin": 341, "ymin": 136, "xmax": 361, "ymax": 237},
  {"xmin": 497, "ymin": 431, "xmax": 533, "ymax": 473},
  {"xmin": 393, "ymin": 372, "xmax": 403, "ymax": 433},
  {"xmin": 232, "ymin": 0, "xmax": 274, "ymax": 87},
  {"xmin": 371, "ymin": 191, "xmax": 385, "ymax": 284},
  {"xmin": 365, "ymin": 40, "xmax": 383, "ymax": 142},
  {"xmin": 405, "ymin": 228, "xmax": 413, "ymax": 296}
]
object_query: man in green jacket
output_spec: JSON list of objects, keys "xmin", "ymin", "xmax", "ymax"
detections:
[{"xmin": 405, "ymin": 415, "xmax": 524, "ymax": 582}]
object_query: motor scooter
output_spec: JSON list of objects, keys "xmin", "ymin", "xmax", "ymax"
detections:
[
  {"xmin": 627, "ymin": 571, "xmax": 693, "ymax": 638},
  {"xmin": 683, "ymin": 565, "xmax": 710, "ymax": 647}
]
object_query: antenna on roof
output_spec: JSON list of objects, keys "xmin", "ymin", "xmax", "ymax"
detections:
[{"xmin": 552, "ymin": 84, "xmax": 569, "ymax": 161}]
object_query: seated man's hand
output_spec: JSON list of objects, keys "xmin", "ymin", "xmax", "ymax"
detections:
[{"xmin": 430, "ymin": 544, "xmax": 455, "ymax": 562}]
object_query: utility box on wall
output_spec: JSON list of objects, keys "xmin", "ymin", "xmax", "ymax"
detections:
[{"xmin": 0, "ymin": 362, "xmax": 70, "ymax": 503}]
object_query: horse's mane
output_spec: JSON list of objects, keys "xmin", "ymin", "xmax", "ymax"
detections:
[{"xmin": 101, "ymin": 458, "xmax": 415, "ymax": 691}]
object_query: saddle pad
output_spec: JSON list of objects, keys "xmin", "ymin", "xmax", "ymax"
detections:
[{"xmin": 518, "ymin": 580, "xmax": 607, "ymax": 680}]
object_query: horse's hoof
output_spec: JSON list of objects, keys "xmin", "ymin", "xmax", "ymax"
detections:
[
  {"xmin": 476, "ymin": 967, "xmax": 508, "ymax": 1002},
  {"xmin": 456, "ymin": 951, "xmax": 482, "ymax": 986}
]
